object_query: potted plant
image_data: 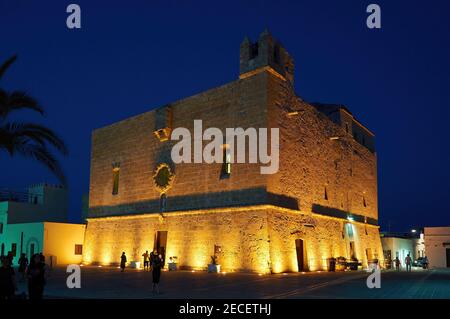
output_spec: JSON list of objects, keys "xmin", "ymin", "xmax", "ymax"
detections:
[
  {"xmin": 336, "ymin": 256, "xmax": 347, "ymax": 271},
  {"xmin": 168, "ymin": 256, "xmax": 178, "ymax": 271},
  {"xmin": 208, "ymin": 255, "xmax": 221, "ymax": 273}
]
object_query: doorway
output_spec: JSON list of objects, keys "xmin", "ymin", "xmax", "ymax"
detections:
[
  {"xmin": 446, "ymin": 248, "xmax": 450, "ymax": 268},
  {"xmin": 154, "ymin": 231, "xmax": 168, "ymax": 266},
  {"xmin": 295, "ymin": 239, "xmax": 306, "ymax": 271},
  {"xmin": 30, "ymin": 243, "xmax": 35, "ymax": 258},
  {"xmin": 349, "ymin": 241, "xmax": 355, "ymax": 259}
]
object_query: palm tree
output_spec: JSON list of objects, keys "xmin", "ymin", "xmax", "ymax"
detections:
[{"xmin": 0, "ymin": 55, "xmax": 68, "ymax": 186}]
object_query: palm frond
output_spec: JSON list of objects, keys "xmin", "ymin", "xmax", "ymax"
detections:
[
  {"xmin": 0, "ymin": 122, "xmax": 68, "ymax": 185},
  {"xmin": 0, "ymin": 89, "xmax": 44, "ymax": 119},
  {"xmin": 0, "ymin": 55, "xmax": 17, "ymax": 80}
]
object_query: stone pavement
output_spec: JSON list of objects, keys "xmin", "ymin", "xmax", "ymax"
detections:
[{"xmin": 14, "ymin": 266, "xmax": 450, "ymax": 299}]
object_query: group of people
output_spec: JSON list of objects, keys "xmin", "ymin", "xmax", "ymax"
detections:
[
  {"xmin": 119, "ymin": 250, "xmax": 163, "ymax": 293},
  {"xmin": 0, "ymin": 252, "xmax": 48, "ymax": 300},
  {"xmin": 393, "ymin": 254, "xmax": 428, "ymax": 271}
]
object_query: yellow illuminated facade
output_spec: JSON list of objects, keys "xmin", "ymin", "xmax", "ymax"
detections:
[{"xmin": 84, "ymin": 31, "xmax": 383, "ymax": 272}]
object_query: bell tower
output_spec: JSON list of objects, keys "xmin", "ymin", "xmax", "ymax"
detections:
[{"xmin": 239, "ymin": 30, "xmax": 295, "ymax": 84}]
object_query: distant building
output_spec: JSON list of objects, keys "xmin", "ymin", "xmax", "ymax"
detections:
[
  {"xmin": 6, "ymin": 222, "xmax": 85, "ymax": 265},
  {"xmin": 424, "ymin": 227, "xmax": 450, "ymax": 268},
  {"xmin": 381, "ymin": 231, "xmax": 424, "ymax": 268},
  {"xmin": 0, "ymin": 183, "xmax": 86, "ymax": 265},
  {"xmin": 0, "ymin": 183, "xmax": 68, "ymax": 224}
]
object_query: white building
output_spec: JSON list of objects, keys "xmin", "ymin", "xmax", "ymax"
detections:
[
  {"xmin": 0, "ymin": 183, "xmax": 86, "ymax": 265},
  {"xmin": 424, "ymin": 227, "xmax": 450, "ymax": 268},
  {"xmin": 380, "ymin": 231, "xmax": 425, "ymax": 269}
]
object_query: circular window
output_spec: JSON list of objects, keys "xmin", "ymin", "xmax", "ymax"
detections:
[{"xmin": 153, "ymin": 163, "xmax": 175, "ymax": 193}]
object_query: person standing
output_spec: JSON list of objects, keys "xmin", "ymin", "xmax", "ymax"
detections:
[
  {"xmin": 120, "ymin": 252, "xmax": 127, "ymax": 272},
  {"xmin": 152, "ymin": 253, "xmax": 162, "ymax": 294},
  {"xmin": 405, "ymin": 254, "xmax": 412, "ymax": 272},
  {"xmin": 0, "ymin": 257, "xmax": 16, "ymax": 300},
  {"xmin": 150, "ymin": 250, "xmax": 156, "ymax": 271},
  {"xmin": 27, "ymin": 254, "xmax": 47, "ymax": 300},
  {"xmin": 18, "ymin": 253, "xmax": 29, "ymax": 281},
  {"xmin": 394, "ymin": 257, "xmax": 401, "ymax": 271},
  {"xmin": 6, "ymin": 251, "xmax": 13, "ymax": 267},
  {"xmin": 142, "ymin": 250, "xmax": 150, "ymax": 271}
]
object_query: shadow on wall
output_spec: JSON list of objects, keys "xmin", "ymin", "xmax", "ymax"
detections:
[
  {"xmin": 312, "ymin": 204, "xmax": 378, "ymax": 226},
  {"xmin": 89, "ymin": 187, "xmax": 300, "ymax": 217}
]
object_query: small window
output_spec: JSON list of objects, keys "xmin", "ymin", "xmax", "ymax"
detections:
[
  {"xmin": 74, "ymin": 244, "xmax": 83, "ymax": 255},
  {"xmin": 363, "ymin": 196, "xmax": 367, "ymax": 207},
  {"xmin": 345, "ymin": 123, "xmax": 349, "ymax": 133},
  {"xmin": 11, "ymin": 243, "xmax": 17, "ymax": 257},
  {"xmin": 221, "ymin": 145, "xmax": 231, "ymax": 179},
  {"xmin": 0, "ymin": 222, "xmax": 3, "ymax": 234},
  {"xmin": 324, "ymin": 187, "xmax": 328, "ymax": 200},
  {"xmin": 112, "ymin": 167, "xmax": 120, "ymax": 195}
]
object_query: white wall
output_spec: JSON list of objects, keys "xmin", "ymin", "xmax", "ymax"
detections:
[
  {"xmin": 43, "ymin": 222, "xmax": 86, "ymax": 265},
  {"xmin": 424, "ymin": 227, "xmax": 450, "ymax": 268},
  {"xmin": 381, "ymin": 237, "xmax": 415, "ymax": 267},
  {"xmin": 5, "ymin": 222, "xmax": 44, "ymax": 265}
]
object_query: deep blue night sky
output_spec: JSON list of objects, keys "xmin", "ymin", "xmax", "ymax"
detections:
[{"xmin": 1, "ymin": 1, "xmax": 449, "ymax": 231}]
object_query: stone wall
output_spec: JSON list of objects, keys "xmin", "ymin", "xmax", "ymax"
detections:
[
  {"xmin": 89, "ymin": 73, "xmax": 270, "ymax": 217},
  {"xmin": 266, "ymin": 74, "xmax": 378, "ymax": 222},
  {"xmin": 83, "ymin": 207, "xmax": 271, "ymax": 273},
  {"xmin": 83, "ymin": 205, "xmax": 382, "ymax": 272}
]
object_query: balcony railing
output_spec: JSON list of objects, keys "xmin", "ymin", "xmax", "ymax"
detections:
[{"xmin": 0, "ymin": 189, "xmax": 43, "ymax": 204}]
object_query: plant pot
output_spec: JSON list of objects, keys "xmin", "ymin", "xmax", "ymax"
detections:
[
  {"xmin": 168, "ymin": 262, "xmax": 177, "ymax": 271},
  {"xmin": 208, "ymin": 264, "xmax": 221, "ymax": 273}
]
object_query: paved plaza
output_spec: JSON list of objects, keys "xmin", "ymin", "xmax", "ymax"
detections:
[{"xmin": 13, "ymin": 266, "xmax": 450, "ymax": 299}]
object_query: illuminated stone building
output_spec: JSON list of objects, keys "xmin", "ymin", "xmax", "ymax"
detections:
[{"xmin": 83, "ymin": 31, "xmax": 383, "ymax": 273}]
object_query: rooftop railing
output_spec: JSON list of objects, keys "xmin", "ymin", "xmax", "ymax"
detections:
[{"xmin": 0, "ymin": 189, "xmax": 43, "ymax": 204}]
